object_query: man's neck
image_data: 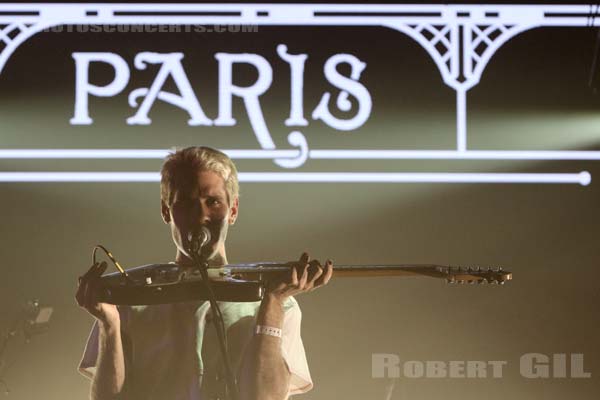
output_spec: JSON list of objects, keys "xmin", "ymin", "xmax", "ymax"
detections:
[{"xmin": 175, "ymin": 251, "xmax": 228, "ymax": 268}]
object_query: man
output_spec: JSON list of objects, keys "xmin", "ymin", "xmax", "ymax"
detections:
[{"xmin": 75, "ymin": 146, "xmax": 333, "ymax": 400}]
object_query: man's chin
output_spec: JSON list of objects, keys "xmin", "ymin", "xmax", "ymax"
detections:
[{"xmin": 176, "ymin": 241, "xmax": 223, "ymax": 265}]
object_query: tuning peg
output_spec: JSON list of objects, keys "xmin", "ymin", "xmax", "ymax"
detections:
[
  {"xmin": 478, "ymin": 279, "xmax": 486, "ymax": 284},
  {"xmin": 468, "ymin": 280, "xmax": 475, "ymax": 284},
  {"xmin": 446, "ymin": 278, "xmax": 456, "ymax": 284},
  {"xmin": 490, "ymin": 280, "xmax": 497, "ymax": 285},
  {"xmin": 498, "ymin": 267, "xmax": 503, "ymax": 272},
  {"xmin": 458, "ymin": 280, "xmax": 465, "ymax": 284},
  {"xmin": 499, "ymin": 281, "xmax": 505, "ymax": 285}
]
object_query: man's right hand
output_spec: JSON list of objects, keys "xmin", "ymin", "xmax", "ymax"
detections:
[{"xmin": 75, "ymin": 261, "xmax": 120, "ymax": 328}]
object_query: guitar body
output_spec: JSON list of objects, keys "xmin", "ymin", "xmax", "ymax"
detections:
[{"xmin": 97, "ymin": 263, "xmax": 265, "ymax": 305}]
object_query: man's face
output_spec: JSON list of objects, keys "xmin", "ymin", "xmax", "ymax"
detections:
[{"xmin": 161, "ymin": 169, "xmax": 238, "ymax": 264}]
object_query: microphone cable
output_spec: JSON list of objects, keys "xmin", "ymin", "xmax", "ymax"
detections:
[{"xmin": 190, "ymin": 250, "xmax": 240, "ymax": 400}]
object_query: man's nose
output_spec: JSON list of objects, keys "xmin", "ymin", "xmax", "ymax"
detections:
[{"xmin": 195, "ymin": 202, "xmax": 211, "ymax": 223}]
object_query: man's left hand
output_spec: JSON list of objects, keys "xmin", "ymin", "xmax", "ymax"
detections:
[{"xmin": 267, "ymin": 252, "xmax": 333, "ymax": 302}]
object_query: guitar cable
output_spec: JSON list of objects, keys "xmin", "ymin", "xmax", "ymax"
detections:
[{"xmin": 92, "ymin": 245, "xmax": 128, "ymax": 276}]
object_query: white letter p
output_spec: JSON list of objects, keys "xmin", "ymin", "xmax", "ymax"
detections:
[{"xmin": 71, "ymin": 52, "xmax": 130, "ymax": 125}]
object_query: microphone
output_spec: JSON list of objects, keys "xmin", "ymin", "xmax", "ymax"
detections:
[{"xmin": 187, "ymin": 226, "xmax": 211, "ymax": 257}]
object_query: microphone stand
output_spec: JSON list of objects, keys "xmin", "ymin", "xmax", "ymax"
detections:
[
  {"xmin": 190, "ymin": 250, "xmax": 240, "ymax": 400},
  {"xmin": 0, "ymin": 300, "xmax": 52, "ymax": 396}
]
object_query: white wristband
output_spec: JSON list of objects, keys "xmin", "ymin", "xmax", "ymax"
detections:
[{"xmin": 255, "ymin": 325, "xmax": 282, "ymax": 338}]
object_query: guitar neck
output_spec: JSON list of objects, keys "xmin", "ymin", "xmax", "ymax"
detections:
[
  {"xmin": 316, "ymin": 264, "xmax": 444, "ymax": 278},
  {"xmin": 224, "ymin": 262, "xmax": 511, "ymax": 284}
]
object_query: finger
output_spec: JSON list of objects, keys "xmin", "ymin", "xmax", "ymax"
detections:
[
  {"xmin": 75, "ymin": 282, "xmax": 86, "ymax": 306},
  {"xmin": 80, "ymin": 263, "xmax": 98, "ymax": 282},
  {"xmin": 77, "ymin": 265, "xmax": 97, "ymax": 303},
  {"xmin": 80, "ymin": 261, "xmax": 106, "ymax": 296},
  {"xmin": 291, "ymin": 264, "xmax": 299, "ymax": 287},
  {"xmin": 306, "ymin": 260, "xmax": 324, "ymax": 289},
  {"xmin": 291, "ymin": 253, "xmax": 308, "ymax": 289},
  {"xmin": 78, "ymin": 278, "xmax": 94, "ymax": 308},
  {"xmin": 83, "ymin": 280, "xmax": 93, "ymax": 309},
  {"xmin": 315, "ymin": 260, "xmax": 334, "ymax": 287},
  {"xmin": 83, "ymin": 267, "xmax": 103, "ymax": 308},
  {"xmin": 299, "ymin": 252, "xmax": 309, "ymax": 264},
  {"xmin": 92, "ymin": 261, "xmax": 108, "ymax": 278},
  {"xmin": 298, "ymin": 263, "xmax": 309, "ymax": 290}
]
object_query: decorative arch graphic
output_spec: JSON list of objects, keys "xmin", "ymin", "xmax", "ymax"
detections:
[{"xmin": 0, "ymin": 3, "xmax": 599, "ymax": 184}]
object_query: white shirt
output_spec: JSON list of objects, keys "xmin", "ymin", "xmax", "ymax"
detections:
[{"xmin": 79, "ymin": 297, "xmax": 312, "ymax": 399}]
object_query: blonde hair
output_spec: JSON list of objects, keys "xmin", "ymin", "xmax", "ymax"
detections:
[{"xmin": 160, "ymin": 146, "xmax": 239, "ymax": 206}]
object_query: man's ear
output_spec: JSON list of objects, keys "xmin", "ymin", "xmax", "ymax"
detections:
[
  {"xmin": 161, "ymin": 201, "xmax": 171, "ymax": 224},
  {"xmin": 229, "ymin": 197, "xmax": 239, "ymax": 225}
]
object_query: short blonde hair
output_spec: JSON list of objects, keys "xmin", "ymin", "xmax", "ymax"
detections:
[{"xmin": 160, "ymin": 146, "xmax": 239, "ymax": 206}]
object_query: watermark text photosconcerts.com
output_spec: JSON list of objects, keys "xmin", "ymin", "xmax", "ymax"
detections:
[
  {"xmin": 43, "ymin": 24, "xmax": 259, "ymax": 34},
  {"xmin": 372, "ymin": 353, "xmax": 592, "ymax": 379}
]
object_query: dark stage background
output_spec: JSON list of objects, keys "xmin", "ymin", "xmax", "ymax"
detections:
[{"xmin": 0, "ymin": 2, "xmax": 599, "ymax": 399}]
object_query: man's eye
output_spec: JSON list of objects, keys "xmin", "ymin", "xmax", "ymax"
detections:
[{"xmin": 207, "ymin": 198, "xmax": 221, "ymax": 206}]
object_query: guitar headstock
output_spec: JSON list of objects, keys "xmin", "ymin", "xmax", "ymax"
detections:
[{"xmin": 440, "ymin": 266, "xmax": 512, "ymax": 285}]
